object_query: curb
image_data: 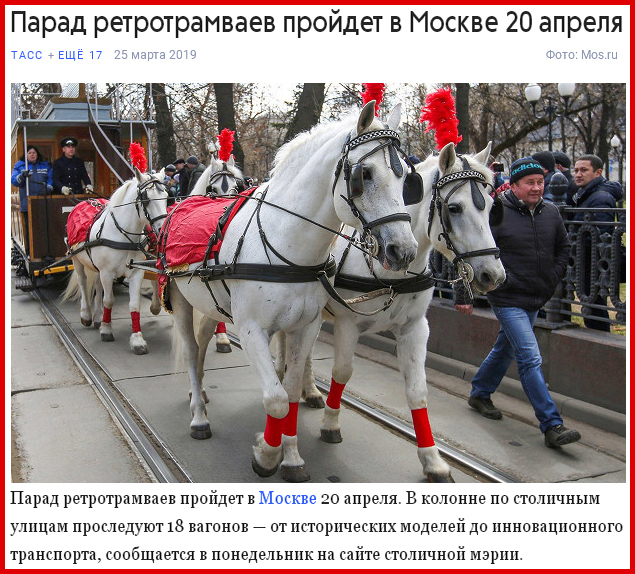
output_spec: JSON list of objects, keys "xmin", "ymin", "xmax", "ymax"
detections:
[{"xmin": 321, "ymin": 323, "xmax": 626, "ymax": 437}]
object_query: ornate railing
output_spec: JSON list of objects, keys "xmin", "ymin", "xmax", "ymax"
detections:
[{"xmin": 430, "ymin": 206, "xmax": 627, "ymax": 329}]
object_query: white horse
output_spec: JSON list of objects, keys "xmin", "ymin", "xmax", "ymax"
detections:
[
  {"xmin": 274, "ymin": 142, "xmax": 507, "ymax": 482},
  {"xmin": 189, "ymin": 153, "xmax": 247, "ymax": 353},
  {"xmin": 62, "ymin": 168, "xmax": 168, "ymax": 354},
  {"xmin": 168, "ymin": 101, "xmax": 418, "ymax": 481}
]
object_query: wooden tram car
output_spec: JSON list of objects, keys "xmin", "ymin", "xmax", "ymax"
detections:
[{"xmin": 10, "ymin": 84, "xmax": 154, "ymax": 290}]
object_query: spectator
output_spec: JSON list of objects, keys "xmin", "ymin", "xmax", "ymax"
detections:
[
  {"xmin": 569, "ymin": 154, "xmax": 623, "ymax": 332},
  {"xmin": 173, "ymin": 158, "xmax": 187, "ymax": 198},
  {"xmin": 52, "ymin": 137, "xmax": 93, "ymax": 195},
  {"xmin": 466, "ymin": 157, "xmax": 580, "ymax": 448},
  {"xmin": 185, "ymin": 155, "xmax": 206, "ymax": 195},
  {"xmin": 531, "ymin": 150, "xmax": 557, "ymax": 201},
  {"xmin": 163, "ymin": 164, "xmax": 178, "ymax": 206},
  {"xmin": 11, "ymin": 145, "xmax": 53, "ymax": 254}
]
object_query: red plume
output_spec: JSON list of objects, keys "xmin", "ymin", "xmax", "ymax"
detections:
[
  {"xmin": 129, "ymin": 142, "xmax": 147, "ymax": 172},
  {"xmin": 361, "ymin": 83, "xmax": 385, "ymax": 116},
  {"xmin": 217, "ymin": 129, "xmax": 235, "ymax": 162},
  {"xmin": 419, "ymin": 87, "xmax": 463, "ymax": 150}
]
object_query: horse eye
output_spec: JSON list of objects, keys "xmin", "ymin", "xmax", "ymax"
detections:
[
  {"xmin": 362, "ymin": 167, "xmax": 372, "ymax": 180},
  {"xmin": 448, "ymin": 203, "xmax": 463, "ymax": 214}
]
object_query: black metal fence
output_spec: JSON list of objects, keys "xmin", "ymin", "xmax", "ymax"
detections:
[{"xmin": 430, "ymin": 206, "xmax": 627, "ymax": 330}]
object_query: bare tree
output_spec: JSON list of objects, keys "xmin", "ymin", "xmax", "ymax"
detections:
[
  {"xmin": 214, "ymin": 83, "xmax": 245, "ymax": 169},
  {"xmin": 151, "ymin": 83, "xmax": 176, "ymax": 168},
  {"xmin": 284, "ymin": 84, "xmax": 325, "ymax": 142}
]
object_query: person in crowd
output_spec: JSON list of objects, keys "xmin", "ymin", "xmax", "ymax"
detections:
[
  {"xmin": 185, "ymin": 155, "xmax": 206, "ymax": 195},
  {"xmin": 465, "ymin": 157, "xmax": 581, "ymax": 448},
  {"xmin": 488, "ymin": 155, "xmax": 505, "ymax": 189},
  {"xmin": 568, "ymin": 154, "xmax": 623, "ymax": 332},
  {"xmin": 531, "ymin": 151, "xmax": 558, "ymax": 201},
  {"xmin": 163, "ymin": 164, "xmax": 179, "ymax": 204},
  {"xmin": 52, "ymin": 137, "xmax": 93, "ymax": 195},
  {"xmin": 11, "ymin": 145, "xmax": 54, "ymax": 254},
  {"xmin": 172, "ymin": 158, "xmax": 186, "ymax": 198}
]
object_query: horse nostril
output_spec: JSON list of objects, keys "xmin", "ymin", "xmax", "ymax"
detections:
[
  {"xmin": 481, "ymin": 272, "xmax": 491, "ymax": 286},
  {"xmin": 385, "ymin": 244, "xmax": 414, "ymax": 268}
]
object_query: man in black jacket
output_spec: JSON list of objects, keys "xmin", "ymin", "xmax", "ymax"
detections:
[
  {"xmin": 52, "ymin": 137, "xmax": 93, "ymax": 195},
  {"xmin": 467, "ymin": 157, "xmax": 581, "ymax": 448}
]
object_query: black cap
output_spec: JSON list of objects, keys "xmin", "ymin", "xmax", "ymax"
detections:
[
  {"xmin": 60, "ymin": 137, "xmax": 78, "ymax": 147},
  {"xmin": 165, "ymin": 164, "xmax": 176, "ymax": 172},
  {"xmin": 552, "ymin": 151, "xmax": 571, "ymax": 169},
  {"xmin": 186, "ymin": 155, "xmax": 199, "ymax": 166},
  {"xmin": 509, "ymin": 158, "xmax": 545, "ymax": 185},
  {"xmin": 531, "ymin": 151, "xmax": 555, "ymax": 173},
  {"xmin": 173, "ymin": 158, "xmax": 185, "ymax": 165}
]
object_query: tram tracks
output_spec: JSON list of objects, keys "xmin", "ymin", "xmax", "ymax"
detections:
[{"xmin": 34, "ymin": 287, "xmax": 517, "ymax": 484}]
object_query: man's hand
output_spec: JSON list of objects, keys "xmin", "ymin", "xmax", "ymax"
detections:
[
  {"xmin": 86, "ymin": 184, "xmax": 94, "ymax": 193},
  {"xmin": 455, "ymin": 304, "xmax": 474, "ymax": 316},
  {"xmin": 61, "ymin": 186, "xmax": 72, "ymax": 195}
]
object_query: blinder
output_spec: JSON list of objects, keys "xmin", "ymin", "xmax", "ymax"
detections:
[{"xmin": 403, "ymin": 171, "xmax": 424, "ymax": 206}]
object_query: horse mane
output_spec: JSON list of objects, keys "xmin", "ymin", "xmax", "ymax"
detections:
[
  {"xmin": 270, "ymin": 111, "xmax": 363, "ymax": 178},
  {"xmin": 106, "ymin": 179, "xmax": 134, "ymax": 208}
]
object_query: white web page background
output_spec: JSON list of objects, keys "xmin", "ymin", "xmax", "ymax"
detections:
[{"xmin": 5, "ymin": 3, "xmax": 630, "ymax": 570}]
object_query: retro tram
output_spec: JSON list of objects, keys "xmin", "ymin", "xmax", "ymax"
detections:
[{"xmin": 10, "ymin": 83, "xmax": 155, "ymax": 290}]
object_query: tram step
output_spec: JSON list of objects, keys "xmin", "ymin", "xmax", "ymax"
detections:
[{"xmin": 15, "ymin": 276, "xmax": 35, "ymax": 291}]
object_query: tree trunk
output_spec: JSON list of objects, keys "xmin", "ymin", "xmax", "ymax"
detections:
[
  {"xmin": 455, "ymin": 83, "xmax": 470, "ymax": 154},
  {"xmin": 151, "ymin": 83, "xmax": 176, "ymax": 169},
  {"xmin": 213, "ymin": 83, "xmax": 245, "ymax": 169},
  {"xmin": 284, "ymin": 84, "xmax": 325, "ymax": 143}
]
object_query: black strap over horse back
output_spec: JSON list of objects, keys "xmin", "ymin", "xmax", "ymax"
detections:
[{"xmin": 334, "ymin": 270, "xmax": 435, "ymax": 295}]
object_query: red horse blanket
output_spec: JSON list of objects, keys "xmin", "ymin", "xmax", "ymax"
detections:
[{"xmin": 66, "ymin": 198, "xmax": 109, "ymax": 247}]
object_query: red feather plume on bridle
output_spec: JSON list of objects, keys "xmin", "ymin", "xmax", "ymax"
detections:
[
  {"xmin": 129, "ymin": 142, "xmax": 147, "ymax": 173},
  {"xmin": 217, "ymin": 129, "xmax": 235, "ymax": 162},
  {"xmin": 361, "ymin": 83, "xmax": 385, "ymax": 116},
  {"xmin": 419, "ymin": 87, "xmax": 463, "ymax": 150}
]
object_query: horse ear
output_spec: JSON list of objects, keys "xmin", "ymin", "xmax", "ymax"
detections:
[
  {"xmin": 438, "ymin": 142, "xmax": 456, "ymax": 174},
  {"xmin": 386, "ymin": 103, "xmax": 402, "ymax": 131},
  {"xmin": 158, "ymin": 168, "xmax": 165, "ymax": 181},
  {"xmin": 133, "ymin": 166, "xmax": 143, "ymax": 181},
  {"xmin": 228, "ymin": 156, "xmax": 235, "ymax": 167},
  {"xmin": 357, "ymin": 100, "xmax": 376, "ymax": 134},
  {"xmin": 473, "ymin": 141, "xmax": 492, "ymax": 166}
]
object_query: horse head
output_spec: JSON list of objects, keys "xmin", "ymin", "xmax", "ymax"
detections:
[
  {"xmin": 416, "ymin": 142, "xmax": 506, "ymax": 294},
  {"xmin": 190, "ymin": 156, "xmax": 245, "ymax": 197},
  {"xmin": 133, "ymin": 166, "xmax": 169, "ymax": 235},
  {"xmin": 333, "ymin": 100, "xmax": 418, "ymax": 272}
]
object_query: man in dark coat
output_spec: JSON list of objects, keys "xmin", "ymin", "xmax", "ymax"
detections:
[
  {"xmin": 569, "ymin": 154, "xmax": 624, "ymax": 331},
  {"xmin": 184, "ymin": 155, "xmax": 206, "ymax": 195},
  {"xmin": 52, "ymin": 137, "xmax": 93, "ymax": 195},
  {"xmin": 466, "ymin": 157, "xmax": 580, "ymax": 448}
]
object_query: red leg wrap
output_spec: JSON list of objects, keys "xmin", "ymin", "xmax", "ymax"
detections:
[
  {"xmin": 411, "ymin": 408, "xmax": 435, "ymax": 448},
  {"xmin": 283, "ymin": 402, "xmax": 299, "ymax": 437},
  {"xmin": 131, "ymin": 311, "xmax": 141, "ymax": 333},
  {"xmin": 326, "ymin": 379, "xmax": 346, "ymax": 410},
  {"xmin": 263, "ymin": 414, "xmax": 285, "ymax": 447},
  {"xmin": 215, "ymin": 322, "xmax": 227, "ymax": 334},
  {"xmin": 102, "ymin": 307, "xmax": 112, "ymax": 323}
]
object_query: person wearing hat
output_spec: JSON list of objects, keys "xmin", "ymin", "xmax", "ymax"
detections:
[
  {"xmin": 466, "ymin": 157, "xmax": 580, "ymax": 448},
  {"xmin": 52, "ymin": 137, "xmax": 93, "ymax": 195},
  {"xmin": 530, "ymin": 151, "xmax": 559, "ymax": 201},
  {"xmin": 184, "ymin": 155, "xmax": 206, "ymax": 196},
  {"xmin": 171, "ymin": 158, "xmax": 187, "ymax": 197},
  {"xmin": 162, "ymin": 164, "xmax": 178, "ymax": 204}
]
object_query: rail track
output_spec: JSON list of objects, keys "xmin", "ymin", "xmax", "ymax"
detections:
[{"xmin": 32, "ymin": 284, "xmax": 519, "ymax": 484}]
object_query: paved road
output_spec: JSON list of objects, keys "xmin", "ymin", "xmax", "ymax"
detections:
[{"xmin": 10, "ymin": 270, "xmax": 626, "ymax": 484}]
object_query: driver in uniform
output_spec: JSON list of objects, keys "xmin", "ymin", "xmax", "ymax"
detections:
[{"xmin": 52, "ymin": 137, "xmax": 93, "ymax": 195}]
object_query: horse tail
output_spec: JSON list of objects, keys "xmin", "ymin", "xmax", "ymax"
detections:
[
  {"xmin": 60, "ymin": 266, "xmax": 98, "ymax": 303},
  {"xmin": 171, "ymin": 309, "xmax": 211, "ymax": 373}
]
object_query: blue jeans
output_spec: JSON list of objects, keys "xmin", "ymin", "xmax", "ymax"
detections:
[{"xmin": 470, "ymin": 306, "xmax": 563, "ymax": 433}]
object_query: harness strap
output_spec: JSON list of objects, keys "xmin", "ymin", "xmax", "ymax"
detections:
[{"xmin": 334, "ymin": 270, "xmax": 435, "ymax": 295}]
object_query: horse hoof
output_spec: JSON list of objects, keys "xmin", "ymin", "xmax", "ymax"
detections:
[
  {"xmin": 150, "ymin": 306, "xmax": 161, "ymax": 316},
  {"xmin": 216, "ymin": 343, "xmax": 232, "ymax": 353},
  {"xmin": 281, "ymin": 464, "xmax": 311, "ymax": 483},
  {"xmin": 251, "ymin": 456, "xmax": 279, "ymax": 478},
  {"xmin": 101, "ymin": 333, "xmax": 114, "ymax": 342},
  {"xmin": 190, "ymin": 425, "xmax": 212, "ymax": 440},
  {"xmin": 81, "ymin": 318, "xmax": 92, "ymax": 327},
  {"xmin": 427, "ymin": 473, "xmax": 455, "ymax": 483},
  {"xmin": 133, "ymin": 345, "xmax": 148, "ymax": 355},
  {"xmin": 304, "ymin": 395, "xmax": 325, "ymax": 409},
  {"xmin": 320, "ymin": 429, "xmax": 342, "ymax": 443},
  {"xmin": 93, "ymin": 322, "xmax": 101, "ymax": 330}
]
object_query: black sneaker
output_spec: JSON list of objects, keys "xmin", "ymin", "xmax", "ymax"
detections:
[
  {"xmin": 468, "ymin": 397, "xmax": 502, "ymax": 420},
  {"xmin": 544, "ymin": 424, "xmax": 581, "ymax": 448}
]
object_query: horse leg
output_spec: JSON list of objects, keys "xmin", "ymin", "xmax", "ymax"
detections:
[
  {"xmin": 398, "ymin": 317, "xmax": 453, "ymax": 483},
  {"xmin": 92, "ymin": 272, "xmax": 103, "ymax": 329},
  {"xmin": 301, "ymin": 352, "xmax": 325, "ymax": 408},
  {"xmin": 320, "ymin": 319, "xmax": 359, "ymax": 443},
  {"xmin": 272, "ymin": 331, "xmax": 286, "ymax": 382},
  {"xmin": 99, "ymin": 270, "xmax": 116, "ymax": 342},
  {"xmin": 278, "ymin": 324, "xmax": 322, "ymax": 482},
  {"xmin": 127, "ymin": 270, "xmax": 148, "ymax": 355},
  {"xmin": 74, "ymin": 263, "xmax": 92, "ymax": 327},
  {"xmin": 149, "ymin": 278, "xmax": 161, "ymax": 316},
  {"xmin": 171, "ymin": 283, "xmax": 211, "ymax": 439},
  {"xmin": 215, "ymin": 322, "xmax": 232, "ymax": 353},
  {"xmin": 240, "ymin": 322, "xmax": 289, "ymax": 477},
  {"xmin": 194, "ymin": 314, "xmax": 217, "ymax": 404}
]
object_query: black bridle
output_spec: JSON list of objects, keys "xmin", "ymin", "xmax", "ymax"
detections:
[
  {"xmin": 135, "ymin": 176, "xmax": 169, "ymax": 230},
  {"xmin": 427, "ymin": 156, "xmax": 501, "ymax": 295},
  {"xmin": 332, "ymin": 129, "xmax": 421, "ymax": 254},
  {"xmin": 206, "ymin": 163, "xmax": 245, "ymax": 196}
]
